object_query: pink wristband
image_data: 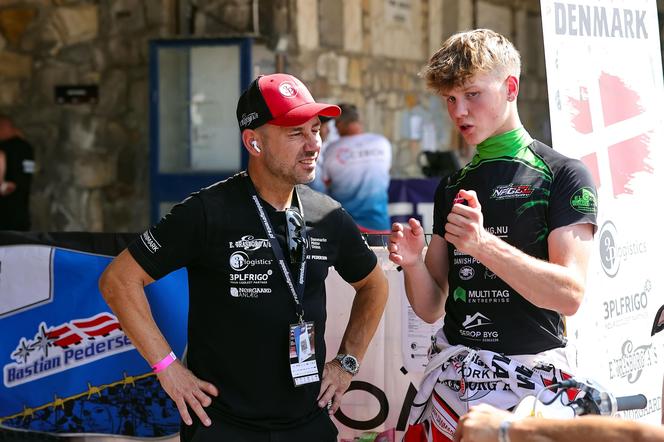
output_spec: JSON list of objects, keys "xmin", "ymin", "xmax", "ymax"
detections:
[{"xmin": 152, "ymin": 351, "xmax": 176, "ymax": 373}]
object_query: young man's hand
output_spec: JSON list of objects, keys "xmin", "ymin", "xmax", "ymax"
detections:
[
  {"xmin": 388, "ymin": 218, "xmax": 426, "ymax": 268},
  {"xmin": 444, "ymin": 189, "xmax": 487, "ymax": 256}
]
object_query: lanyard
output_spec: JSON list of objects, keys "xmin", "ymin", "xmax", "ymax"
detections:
[{"xmin": 245, "ymin": 174, "xmax": 308, "ymax": 323}]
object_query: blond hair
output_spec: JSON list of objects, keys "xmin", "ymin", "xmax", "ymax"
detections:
[{"xmin": 422, "ymin": 29, "xmax": 521, "ymax": 94}]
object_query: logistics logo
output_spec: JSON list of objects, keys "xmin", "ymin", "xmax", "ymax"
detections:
[
  {"xmin": 229, "ymin": 251, "xmax": 272, "ymax": 272},
  {"xmin": 490, "ymin": 184, "xmax": 534, "ymax": 200},
  {"xmin": 229, "ymin": 251, "xmax": 249, "ymax": 271},
  {"xmin": 3, "ymin": 312, "xmax": 134, "ymax": 388},
  {"xmin": 570, "ymin": 187, "xmax": 597, "ymax": 214},
  {"xmin": 599, "ymin": 220, "xmax": 619, "ymax": 277},
  {"xmin": 453, "ymin": 287, "xmax": 467, "ymax": 302},
  {"xmin": 598, "ymin": 220, "xmax": 647, "ymax": 278}
]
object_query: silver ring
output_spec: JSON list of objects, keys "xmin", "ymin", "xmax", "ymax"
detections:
[{"xmin": 327, "ymin": 399, "xmax": 332, "ymax": 409}]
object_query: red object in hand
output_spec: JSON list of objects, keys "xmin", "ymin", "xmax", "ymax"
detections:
[{"xmin": 453, "ymin": 193, "xmax": 466, "ymax": 205}]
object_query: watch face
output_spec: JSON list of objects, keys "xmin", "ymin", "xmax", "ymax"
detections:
[{"xmin": 341, "ymin": 355, "xmax": 358, "ymax": 373}]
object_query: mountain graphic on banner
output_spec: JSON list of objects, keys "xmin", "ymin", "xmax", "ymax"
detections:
[{"xmin": 566, "ymin": 72, "xmax": 652, "ymax": 197}]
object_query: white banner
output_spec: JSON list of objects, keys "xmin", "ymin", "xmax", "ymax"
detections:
[
  {"xmin": 325, "ymin": 249, "xmax": 424, "ymax": 439},
  {"xmin": 541, "ymin": 0, "xmax": 664, "ymax": 425},
  {"xmin": 0, "ymin": 245, "xmax": 53, "ymax": 318}
]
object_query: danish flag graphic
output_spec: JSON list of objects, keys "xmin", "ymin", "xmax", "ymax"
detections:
[
  {"xmin": 46, "ymin": 313, "xmax": 122, "ymax": 348},
  {"xmin": 567, "ymin": 72, "xmax": 653, "ymax": 197}
]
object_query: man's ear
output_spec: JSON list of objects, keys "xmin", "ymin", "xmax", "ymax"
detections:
[
  {"xmin": 242, "ymin": 130, "xmax": 261, "ymax": 156},
  {"xmin": 506, "ymin": 75, "xmax": 519, "ymax": 102}
]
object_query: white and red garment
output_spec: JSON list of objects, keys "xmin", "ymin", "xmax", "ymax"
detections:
[{"xmin": 404, "ymin": 330, "xmax": 580, "ymax": 442}]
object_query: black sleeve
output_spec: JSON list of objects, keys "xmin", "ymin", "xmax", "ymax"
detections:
[
  {"xmin": 333, "ymin": 208, "xmax": 378, "ymax": 283},
  {"xmin": 549, "ymin": 159, "xmax": 598, "ymax": 232},
  {"xmin": 128, "ymin": 195, "xmax": 207, "ymax": 280}
]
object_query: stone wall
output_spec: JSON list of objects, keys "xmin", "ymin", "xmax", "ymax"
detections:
[
  {"xmin": 290, "ymin": 0, "xmax": 550, "ymax": 176},
  {"xmin": 0, "ymin": 0, "xmax": 174, "ymax": 231},
  {"xmin": 0, "ymin": 0, "xmax": 662, "ymax": 232}
]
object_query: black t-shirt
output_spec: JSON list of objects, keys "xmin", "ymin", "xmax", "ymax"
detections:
[
  {"xmin": 128, "ymin": 172, "xmax": 377, "ymax": 430},
  {"xmin": 0, "ymin": 137, "xmax": 34, "ymax": 230},
  {"xmin": 433, "ymin": 140, "xmax": 597, "ymax": 355}
]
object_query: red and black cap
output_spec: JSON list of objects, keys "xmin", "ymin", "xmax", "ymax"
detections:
[{"xmin": 236, "ymin": 73, "xmax": 340, "ymax": 131}]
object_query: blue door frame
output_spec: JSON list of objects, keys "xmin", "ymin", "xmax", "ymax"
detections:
[{"xmin": 148, "ymin": 38, "xmax": 252, "ymax": 223}]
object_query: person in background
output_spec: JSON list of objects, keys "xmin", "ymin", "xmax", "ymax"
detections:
[
  {"xmin": 388, "ymin": 29, "xmax": 597, "ymax": 440},
  {"xmin": 99, "ymin": 73, "xmax": 388, "ymax": 442},
  {"xmin": 454, "ymin": 403, "xmax": 664, "ymax": 442},
  {"xmin": 0, "ymin": 114, "xmax": 35, "ymax": 231},
  {"xmin": 309, "ymin": 115, "xmax": 335, "ymax": 193},
  {"xmin": 321, "ymin": 103, "xmax": 392, "ymax": 236}
]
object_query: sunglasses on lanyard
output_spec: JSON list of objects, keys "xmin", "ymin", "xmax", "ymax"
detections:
[
  {"xmin": 653, "ymin": 304, "xmax": 664, "ymax": 336},
  {"xmin": 286, "ymin": 207, "xmax": 307, "ymax": 264}
]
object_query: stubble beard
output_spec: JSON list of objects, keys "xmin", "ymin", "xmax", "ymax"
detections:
[{"xmin": 264, "ymin": 153, "xmax": 315, "ymax": 186}]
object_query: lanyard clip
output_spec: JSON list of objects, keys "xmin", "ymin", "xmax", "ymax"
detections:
[{"xmin": 298, "ymin": 313, "xmax": 305, "ymax": 326}]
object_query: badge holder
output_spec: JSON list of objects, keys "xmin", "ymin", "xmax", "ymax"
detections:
[{"xmin": 288, "ymin": 321, "xmax": 319, "ymax": 386}]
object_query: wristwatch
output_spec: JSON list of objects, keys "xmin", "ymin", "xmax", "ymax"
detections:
[{"xmin": 335, "ymin": 353, "xmax": 360, "ymax": 376}]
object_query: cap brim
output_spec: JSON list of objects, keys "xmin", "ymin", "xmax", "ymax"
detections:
[{"xmin": 269, "ymin": 103, "xmax": 341, "ymax": 127}]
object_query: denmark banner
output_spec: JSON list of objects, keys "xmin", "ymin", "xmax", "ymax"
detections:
[{"xmin": 541, "ymin": 0, "xmax": 664, "ymax": 424}]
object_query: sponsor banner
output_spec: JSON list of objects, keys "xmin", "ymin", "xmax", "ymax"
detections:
[
  {"xmin": 597, "ymin": 220, "xmax": 648, "ymax": 278},
  {"xmin": 388, "ymin": 177, "xmax": 439, "ymax": 233},
  {"xmin": 0, "ymin": 238, "xmax": 188, "ymax": 437},
  {"xmin": 601, "ymin": 279, "xmax": 651, "ymax": 330},
  {"xmin": 326, "ymin": 249, "xmax": 663, "ymax": 440},
  {"xmin": 541, "ymin": 0, "xmax": 664, "ymax": 425},
  {"xmin": 1, "ymin": 240, "xmax": 662, "ymax": 441},
  {"xmin": 608, "ymin": 339, "xmax": 659, "ymax": 384}
]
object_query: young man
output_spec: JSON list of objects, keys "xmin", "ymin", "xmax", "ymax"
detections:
[
  {"xmin": 388, "ymin": 29, "xmax": 597, "ymax": 440},
  {"xmin": 100, "ymin": 73, "xmax": 388, "ymax": 441},
  {"xmin": 0, "ymin": 115, "xmax": 35, "ymax": 231}
]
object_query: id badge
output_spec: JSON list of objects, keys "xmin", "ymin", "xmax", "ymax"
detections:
[{"xmin": 288, "ymin": 321, "xmax": 319, "ymax": 386}]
